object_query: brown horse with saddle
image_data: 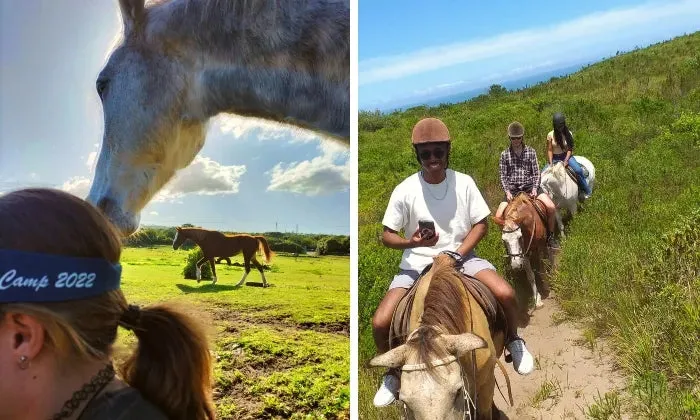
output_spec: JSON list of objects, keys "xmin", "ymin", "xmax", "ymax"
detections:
[
  {"xmin": 370, "ymin": 254, "xmax": 514, "ymax": 419},
  {"xmin": 173, "ymin": 227, "xmax": 273, "ymax": 287},
  {"xmin": 493, "ymin": 193, "xmax": 551, "ymax": 308}
]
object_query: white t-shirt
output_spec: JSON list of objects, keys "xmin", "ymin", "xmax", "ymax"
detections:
[{"xmin": 382, "ymin": 169, "xmax": 491, "ymax": 271}]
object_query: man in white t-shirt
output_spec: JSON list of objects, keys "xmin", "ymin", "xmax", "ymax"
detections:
[{"xmin": 371, "ymin": 118, "xmax": 535, "ymax": 407}]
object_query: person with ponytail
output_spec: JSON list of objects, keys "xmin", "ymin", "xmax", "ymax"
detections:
[
  {"xmin": 0, "ymin": 188, "xmax": 216, "ymax": 420},
  {"xmin": 545, "ymin": 113, "xmax": 592, "ymax": 199}
]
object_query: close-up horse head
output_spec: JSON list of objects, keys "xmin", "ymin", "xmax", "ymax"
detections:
[
  {"xmin": 87, "ymin": 0, "xmax": 350, "ymax": 236},
  {"xmin": 370, "ymin": 330, "xmax": 488, "ymax": 420}
]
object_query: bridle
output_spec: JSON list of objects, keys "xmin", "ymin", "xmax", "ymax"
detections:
[
  {"xmin": 400, "ymin": 354, "xmax": 476, "ymax": 420},
  {"xmin": 502, "ymin": 215, "xmax": 536, "ymax": 258}
]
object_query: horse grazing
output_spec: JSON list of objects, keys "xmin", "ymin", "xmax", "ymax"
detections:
[
  {"xmin": 540, "ymin": 156, "xmax": 596, "ymax": 237},
  {"xmin": 173, "ymin": 227, "xmax": 273, "ymax": 287},
  {"xmin": 370, "ymin": 254, "xmax": 510, "ymax": 420},
  {"xmin": 493, "ymin": 193, "xmax": 549, "ymax": 308},
  {"xmin": 87, "ymin": 0, "xmax": 349, "ymax": 236}
]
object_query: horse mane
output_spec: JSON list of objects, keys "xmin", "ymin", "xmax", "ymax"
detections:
[
  {"xmin": 408, "ymin": 254, "xmax": 471, "ymax": 373},
  {"xmin": 503, "ymin": 193, "xmax": 530, "ymax": 223},
  {"xmin": 141, "ymin": 0, "xmax": 348, "ymax": 68},
  {"xmin": 180, "ymin": 226, "xmax": 222, "ymax": 242}
]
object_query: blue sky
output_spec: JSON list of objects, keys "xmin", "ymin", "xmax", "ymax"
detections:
[
  {"xmin": 360, "ymin": 0, "xmax": 700, "ymax": 110},
  {"xmin": 0, "ymin": 1, "xmax": 349, "ymax": 235}
]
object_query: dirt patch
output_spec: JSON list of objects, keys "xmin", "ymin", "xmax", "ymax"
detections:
[
  {"xmin": 298, "ymin": 321, "xmax": 349, "ymax": 335},
  {"xmin": 494, "ymin": 294, "xmax": 628, "ymax": 419},
  {"xmin": 209, "ymin": 304, "xmax": 349, "ymax": 336}
]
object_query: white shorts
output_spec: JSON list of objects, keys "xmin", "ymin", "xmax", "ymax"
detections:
[{"xmin": 388, "ymin": 253, "xmax": 497, "ymax": 290}]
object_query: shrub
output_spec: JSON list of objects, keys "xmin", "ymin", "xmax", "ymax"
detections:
[{"xmin": 182, "ymin": 248, "xmax": 212, "ymax": 280}]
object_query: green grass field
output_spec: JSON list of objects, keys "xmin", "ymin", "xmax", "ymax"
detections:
[
  {"xmin": 114, "ymin": 246, "xmax": 349, "ymax": 419},
  {"xmin": 359, "ymin": 32, "xmax": 700, "ymax": 418}
]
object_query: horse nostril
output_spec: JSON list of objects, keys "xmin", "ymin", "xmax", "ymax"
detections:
[{"xmin": 95, "ymin": 197, "xmax": 117, "ymax": 214}]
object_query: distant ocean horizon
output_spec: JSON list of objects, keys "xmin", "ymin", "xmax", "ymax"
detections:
[{"xmin": 363, "ymin": 61, "xmax": 595, "ymax": 114}]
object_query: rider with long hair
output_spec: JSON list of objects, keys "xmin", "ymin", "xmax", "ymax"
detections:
[
  {"xmin": 0, "ymin": 188, "xmax": 216, "ymax": 420},
  {"xmin": 370, "ymin": 118, "xmax": 535, "ymax": 408},
  {"xmin": 546, "ymin": 113, "xmax": 592, "ymax": 199}
]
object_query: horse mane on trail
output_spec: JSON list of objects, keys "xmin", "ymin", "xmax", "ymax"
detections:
[{"xmin": 407, "ymin": 254, "xmax": 472, "ymax": 372}]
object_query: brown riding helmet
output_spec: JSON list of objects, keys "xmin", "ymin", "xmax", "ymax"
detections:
[
  {"xmin": 507, "ymin": 121, "xmax": 525, "ymax": 138},
  {"xmin": 411, "ymin": 118, "xmax": 451, "ymax": 144}
]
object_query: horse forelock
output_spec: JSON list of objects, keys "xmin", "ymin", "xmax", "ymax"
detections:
[
  {"xmin": 410, "ymin": 255, "xmax": 471, "ymax": 372},
  {"xmin": 504, "ymin": 194, "xmax": 529, "ymax": 223}
]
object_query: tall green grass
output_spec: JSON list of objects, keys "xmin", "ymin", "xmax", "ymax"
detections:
[{"xmin": 359, "ymin": 32, "xmax": 700, "ymax": 418}]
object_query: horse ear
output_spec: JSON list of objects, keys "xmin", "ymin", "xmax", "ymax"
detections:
[
  {"xmin": 492, "ymin": 216, "xmax": 505, "ymax": 226},
  {"xmin": 118, "ymin": 0, "xmax": 146, "ymax": 34},
  {"xmin": 369, "ymin": 345, "xmax": 408, "ymax": 369},
  {"xmin": 442, "ymin": 333, "xmax": 488, "ymax": 357}
]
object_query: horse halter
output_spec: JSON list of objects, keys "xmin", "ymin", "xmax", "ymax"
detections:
[
  {"xmin": 400, "ymin": 330, "xmax": 478, "ymax": 420},
  {"xmin": 400, "ymin": 357, "xmax": 476, "ymax": 420},
  {"xmin": 502, "ymin": 215, "xmax": 536, "ymax": 258}
]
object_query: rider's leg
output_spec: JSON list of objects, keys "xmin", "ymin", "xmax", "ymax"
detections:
[
  {"xmin": 372, "ymin": 270, "xmax": 417, "ymax": 406},
  {"xmin": 372, "ymin": 288, "xmax": 409, "ymax": 354},
  {"xmin": 537, "ymin": 192, "xmax": 560, "ymax": 248},
  {"xmin": 567, "ymin": 157, "xmax": 591, "ymax": 196},
  {"xmin": 461, "ymin": 258, "xmax": 535, "ymax": 375}
]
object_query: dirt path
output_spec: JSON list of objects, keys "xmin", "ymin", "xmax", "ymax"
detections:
[{"xmin": 493, "ymin": 293, "xmax": 627, "ymax": 419}]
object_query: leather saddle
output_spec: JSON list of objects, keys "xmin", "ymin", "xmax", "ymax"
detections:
[{"xmin": 389, "ymin": 263, "xmax": 508, "ymax": 349}]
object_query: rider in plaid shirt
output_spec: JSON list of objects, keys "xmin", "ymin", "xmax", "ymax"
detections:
[{"xmin": 495, "ymin": 121, "xmax": 559, "ymax": 248}]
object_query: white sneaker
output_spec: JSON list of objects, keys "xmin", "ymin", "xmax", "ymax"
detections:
[
  {"xmin": 373, "ymin": 372, "xmax": 400, "ymax": 407},
  {"xmin": 506, "ymin": 338, "xmax": 535, "ymax": 375}
]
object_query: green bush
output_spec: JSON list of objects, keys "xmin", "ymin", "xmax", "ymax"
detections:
[{"xmin": 182, "ymin": 248, "xmax": 212, "ymax": 280}]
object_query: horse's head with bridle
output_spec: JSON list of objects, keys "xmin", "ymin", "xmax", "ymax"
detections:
[
  {"xmin": 493, "ymin": 194, "xmax": 545, "ymax": 271},
  {"xmin": 369, "ymin": 254, "xmax": 502, "ymax": 419},
  {"xmin": 371, "ymin": 327, "xmax": 487, "ymax": 420}
]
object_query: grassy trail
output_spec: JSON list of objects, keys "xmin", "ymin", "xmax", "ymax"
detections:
[{"xmin": 359, "ymin": 32, "xmax": 700, "ymax": 418}]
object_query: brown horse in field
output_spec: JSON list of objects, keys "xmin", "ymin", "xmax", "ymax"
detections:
[
  {"xmin": 493, "ymin": 193, "xmax": 549, "ymax": 308},
  {"xmin": 173, "ymin": 227, "xmax": 273, "ymax": 287}
]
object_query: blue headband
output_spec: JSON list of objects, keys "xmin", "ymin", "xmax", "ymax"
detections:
[{"xmin": 0, "ymin": 249, "xmax": 122, "ymax": 303}]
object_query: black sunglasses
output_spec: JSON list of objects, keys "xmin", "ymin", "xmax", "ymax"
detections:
[{"xmin": 418, "ymin": 148, "xmax": 446, "ymax": 160}]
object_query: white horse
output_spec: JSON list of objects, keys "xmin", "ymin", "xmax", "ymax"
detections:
[
  {"xmin": 87, "ymin": 0, "xmax": 349, "ymax": 236},
  {"xmin": 540, "ymin": 156, "xmax": 596, "ymax": 237}
]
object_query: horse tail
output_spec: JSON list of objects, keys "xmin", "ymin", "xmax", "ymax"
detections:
[{"xmin": 255, "ymin": 236, "xmax": 273, "ymax": 263}]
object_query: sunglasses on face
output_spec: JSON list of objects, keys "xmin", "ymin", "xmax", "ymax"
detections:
[
  {"xmin": 418, "ymin": 148, "xmax": 446, "ymax": 160},
  {"xmin": 509, "ymin": 136, "xmax": 523, "ymax": 141}
]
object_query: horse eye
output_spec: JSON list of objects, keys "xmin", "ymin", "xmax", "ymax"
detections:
[{"xmin": 96, "ymin": 79, "xmax": 109, "ymax": 99}]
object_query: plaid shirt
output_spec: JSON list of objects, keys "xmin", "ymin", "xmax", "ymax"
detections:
[{"xmin": 499, "ymin": 145, "xmax": 541, "ymax": 193}]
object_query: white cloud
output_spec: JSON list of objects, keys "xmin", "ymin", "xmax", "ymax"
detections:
[
  {"xmin": 210, "ymin": 114, "xmax": 325, "ymax": 144},
  {"xmin": 153, "ymin": 155, "xmax": 247, "ymax": 202},
  {"xmin": 86, "ymin": 151, "xmax": 97, "ymax": 170},
  {"xmin": 149, "ymin": 211, "xmax": 159, "ymax": 216},
  {"xmin": 266, "ymin": 142, "xmax": 349, "ymax": 196},
  {"xmin": 61, "ymin": 176, "xmax": 91, "ymax": 199},
  {"xmin": 359, "ymin": 0, "xmax": 700, "ymax": 85}
]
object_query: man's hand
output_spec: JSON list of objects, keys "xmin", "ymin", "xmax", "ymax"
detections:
[
  {"xmin": 506, "ymin": 191, "xmax": 513, "ymax": 201},
  {"xmin": 530, "ymin": 188, "xmax": 537, "ymax": 199},
  {"xmin": 563, "ymin": 160, "xmax": 569, "ymax": 167},
  {"xmin": 409, "ymin": 227, "xmax": 439, "ymax": 247}
]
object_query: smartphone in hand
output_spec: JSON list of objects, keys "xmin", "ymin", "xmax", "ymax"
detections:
[{"xmin": 418, "ymin": 220, "xmax": 436, "ymax": 240}]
